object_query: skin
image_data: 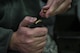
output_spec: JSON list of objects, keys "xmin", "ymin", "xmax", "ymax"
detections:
[
  {"xmin": 10, "ymin": 16, "xmax": 48, "ymax": 53},
  {"xmin": 40, "ymin": 0, "xmax": 72, "ymax": 18},
  {"xmin": 9, "ymin": 0, "xmax": 72, "ymax": 52}
]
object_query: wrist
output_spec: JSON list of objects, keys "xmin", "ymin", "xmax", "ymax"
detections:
[{"xmin": 9, "ymin": 32, "xmax": 18, "ymax": 51}]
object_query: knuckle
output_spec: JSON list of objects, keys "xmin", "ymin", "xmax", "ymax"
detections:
[
  {"xmin": 54, "ymin": 0, "xmax": 63, "ymax": 6},
  {"xmin": 43, "ymin": 27, "xmax": 48, "ymax": 33},
  {"xmin": 26, "ymin": 39, "xmax": 33, "ymax": 44},
  {"xmin": 24, "ymin": 16, "xmax": 31, "ymax": 22},
  {"xmin": 24, "ymin": 17, "xmax": 28, "ymax": 21},
  {"xmin": 26, "ymin": 31, "xmax": 33, "ymax": 36}
]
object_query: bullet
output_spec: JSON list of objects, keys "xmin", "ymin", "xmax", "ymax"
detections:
[{"xmin": 35, "ymin": 19, "xmax": 42, "ymax": 24}]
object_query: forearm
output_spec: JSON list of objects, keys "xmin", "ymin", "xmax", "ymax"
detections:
[{"xmin": 0, "ymin": 27, "xmax": 13, "ymax": 53}]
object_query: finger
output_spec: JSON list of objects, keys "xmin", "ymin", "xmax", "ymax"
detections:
[
  {"xmin": 39, "ymin": 0, "xmax": 53, "ymax": 17},
  {"xmin": 35, "ymin": 47, "xmax": 45, "ymax": 53},
  {"xmin": 39, "ymin": 9, "xmax": 45, "ymax": 17},
  {"xmin": 45, "ymin": 0, "xmax": 64, "ymax": 18},
  {"xmin": 37, "ymin": 41, "xmax": 46, "ymax": 49},
  {"xmin": 26, "ymin": 36, "xmax": 46, "ymax": 48},
  {"xmin": 23, "ymin": 27, "xmax": 47, "ymax": 38},
  {"xmin": 19, "ymin": 44, "xmax": 33, "ymax": 53},
  {"xmin": 32, "ymin": 35, "xmax": 47, "ymax": 45},
  {"xmin": 39, "ymin": 7, "xmax": 49, "ymax": 17},
  {"xmin": 42, "ymin": 0, "xmax": 54, "ymax": 9},
  {"xmin": 25, "ymin": 27, "xmax": 48, "ymax": 37},
  {"xmin": 19, "ymin": 16, "xmax": 37, "ymax": 27},
  {"xmin": 35, "ymin": 38, "xmax": 46, "ymax": 49},
  {"xmin": 32, "ymin": 27, "xmax": 48, "ymax": 37},
  {"xmin": 54, "ymin": 0, "xmax": 72, "ymax": 15},
  {"xmin": 35, "ymin": 41, "xmax": 46, "ymax": 53},
  {"xmin": 55, "ymin": 5, "xmax": 71, "ymax": 15}
]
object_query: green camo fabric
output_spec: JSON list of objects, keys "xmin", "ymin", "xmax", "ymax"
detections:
[{"xmin": 43, "ymin": 35, "xmax": 58, "ymax": 53}]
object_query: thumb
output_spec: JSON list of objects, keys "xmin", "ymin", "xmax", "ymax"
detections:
[
  {"xmin": 42, "ymin": 5, "xmax": 49, "ymax": 10},
  {"xmin": 19, "ymin": 16, "xmax": 37, "ymax": 27},
  {"xmin": 40, "ymin": 0, "xmax": 53, "ymax": 18},
  {"xmin": 39, "ymin": 5, "xmax": 49, "ymax": 18}
]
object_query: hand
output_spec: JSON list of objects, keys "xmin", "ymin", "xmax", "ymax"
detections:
[
  {"xmin": 10, "ymin": 16, "xmax": 48, "ymax": 53},
  {"xmin": 40, "ymin": 0, "xmax": 72, "ymax": 18}
]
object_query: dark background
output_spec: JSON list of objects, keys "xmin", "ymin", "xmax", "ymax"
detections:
[{"xmin": 42, "ymin": 0, "xmax": 80, "ymax": 53}]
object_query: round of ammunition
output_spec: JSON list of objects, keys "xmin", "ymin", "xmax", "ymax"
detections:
[
  {"xmin": 35, "ymin": 19, "xmax": 42, "ymax": 24},
  {"xmin": 43, "ymin": 10, "xmax": 47, "ymax": 13}
]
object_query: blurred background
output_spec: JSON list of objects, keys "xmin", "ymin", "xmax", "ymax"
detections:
[{"xmin": 40, "ymin": 0, "xmax": 80, "ymax": 53}]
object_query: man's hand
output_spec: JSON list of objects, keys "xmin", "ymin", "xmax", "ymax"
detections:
[
  {"xmin": 10, "ymin": 16, "xmax": 48, "ymax": 53},
  {"xmin": 40, "ymin": 0, "xmax": 72, "ymax": 18}
]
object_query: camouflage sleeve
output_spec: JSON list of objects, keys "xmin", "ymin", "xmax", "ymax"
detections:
[{"xmin": 43, "ymin": 34, "xmax": 58, "ymax": 53}]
